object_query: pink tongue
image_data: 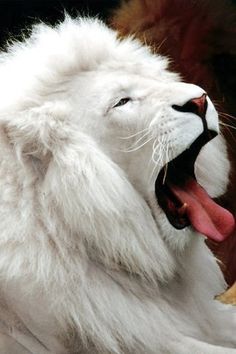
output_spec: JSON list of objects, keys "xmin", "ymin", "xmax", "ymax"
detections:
[{"xmin": 171, "ymin": 180, "xmax": 235, "ymax": 241}]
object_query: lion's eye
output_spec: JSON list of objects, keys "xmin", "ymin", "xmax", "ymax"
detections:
[{"xmin": 113, "ymin": 97, "xmax": 131, "ymax": 108}]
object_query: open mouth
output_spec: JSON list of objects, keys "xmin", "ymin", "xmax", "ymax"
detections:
[{"xmin": 155, "ymin": 131, "xmax": 235, "ymax": 242}]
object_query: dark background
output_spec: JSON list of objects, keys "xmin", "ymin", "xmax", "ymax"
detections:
[
  {"xmin": 0, "ymin": 0, "xmax": 119, "ymax": 46},
  {"xmin": 0, "ymin": 0, "xmax": 235, "ymax": 47}
]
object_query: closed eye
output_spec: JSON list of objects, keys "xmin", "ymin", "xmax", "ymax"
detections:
[{"xmin": 113, "ymin": 97, "xmax": 131, "ymax": 108}]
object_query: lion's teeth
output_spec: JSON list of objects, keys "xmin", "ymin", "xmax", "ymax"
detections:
[{"xmin": 177, "ymin": 203, "xmax": 188, "ymax": 216}]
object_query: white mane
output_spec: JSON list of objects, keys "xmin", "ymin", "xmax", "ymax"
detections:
[{"xmin": 0, "ymin": 17, "xmax": 234, "ymax": 354}]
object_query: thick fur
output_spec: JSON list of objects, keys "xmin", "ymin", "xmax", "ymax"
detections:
[
  {"xmin": 111, "ymin": 0, "xmax": 236, "ymax": 286},
  {"xmin": 0, "ymin": 17, "xmax": 235, "ymax": 353}
]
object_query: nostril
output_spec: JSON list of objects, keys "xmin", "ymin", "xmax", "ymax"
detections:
[{"xmin": 172, "ymin": 93, "xmax": 208, "ymax": 119}]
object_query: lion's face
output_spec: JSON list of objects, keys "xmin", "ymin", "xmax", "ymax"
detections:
[{"xmin": 69, "ymin": 61, "xmax": 232, "ymax": 248}]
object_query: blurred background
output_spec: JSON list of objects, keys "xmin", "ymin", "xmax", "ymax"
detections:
[{"xmin": 0, "ymin": 0, "xmax": 235, "ymax": 45}]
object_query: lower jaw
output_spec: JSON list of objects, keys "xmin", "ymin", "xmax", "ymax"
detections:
[{"xmin": 148, "ymin": 195, "xmax": 194, "ymax": 249}]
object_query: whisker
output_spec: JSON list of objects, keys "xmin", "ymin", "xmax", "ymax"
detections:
[
  {"xmin": 151, "ymin": 140, "xmax": 162, "ymax": 165},
  {"xmin": 163, "ymin": 163, "xmax": 168, "ymax": 184},
  {"xmin": 219, "ymin": 112, "xmax": 236, "ymax": 122},
  {"xmin": 212, "ymin": 101, "xmax": 224, "ymax": 110},
  {"xmin": 121, "ymin": 136, "xmax": 153, "ymax": 152},
  {"xmin": 219, "ymin": 122, "xmax": 236, "ymax": 131},
  {"xmin": 149, "ymin": 135, "xmax": 172, "ymax": 183},
  {"xmin": 149, "ymin": 165, "xmax": 157, "ymax": 184},
  {"xmin": 149, "ymin": 139, "xmax": 157, "ymax": 168},
  {"xmin": 152, "ymin": 149, "xmax": 163, "ymax": 166},
  {"xmin": 149, "ymin": 144, "xmax": 163, "ymax": 183},
  {"xmin": 152, "ymin": 136, "xmax": 166, "ymax": 166},
  {"xmin": 152, "ymin": 145, "xmax": 161, "ymax": 165},
  {"xmin": 118, "ymin": 127, "xmax": 149, "ymax": 140},
  {"xmin": 162, "ymin": 142, "xmax": 170, "ymax": 184},
  {"xmin": 220, "ymin": 112, "xmax": 236, "ymax": 120},
  {"xmin": 127, "ymin": 130, "xmax": 150, "ymax": 149},
  {"xmin": 153, "ymin": 37, "xmax": 167, "ymax": 53},
  {"xmin": 219, "ymin": 124, "xmax": 236, "ymax": 144}
]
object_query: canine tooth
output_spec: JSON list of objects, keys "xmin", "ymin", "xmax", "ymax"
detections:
[{"xmin": 178, "ymin": 203, "xmax": 188, "ymax": 216}]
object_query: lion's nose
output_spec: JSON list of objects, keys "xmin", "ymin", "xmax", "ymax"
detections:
[{"xmin": 172, "ymin": 93, "xmax": 208, "ymax": 119}]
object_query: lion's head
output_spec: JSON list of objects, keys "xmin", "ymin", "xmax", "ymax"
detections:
[{"xmin": 0, "ymin": 17, "xmax": 234, "ymax": 282}]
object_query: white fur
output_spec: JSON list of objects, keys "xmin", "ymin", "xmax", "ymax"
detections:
[{"xmin": 0, "ymin": 17, "xmax": 234, "ymax": 353}]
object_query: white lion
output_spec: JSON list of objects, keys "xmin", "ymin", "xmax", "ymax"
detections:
[{"xmin": 0, "ymin": 17, "xmax": 235, "ymax": 354}]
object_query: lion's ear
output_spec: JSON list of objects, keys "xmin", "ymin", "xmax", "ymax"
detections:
[{"xmin": 3, "ymin": 101, "xmax": 72, "ymax": 170}]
